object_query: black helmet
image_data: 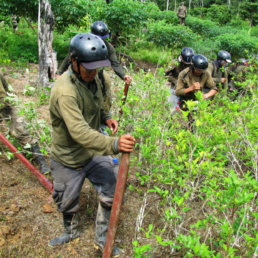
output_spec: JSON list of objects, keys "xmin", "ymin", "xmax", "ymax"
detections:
[
  {"xmin": 69, "ymin": 33, "xmax": 110, "ymax": 69},
  {"xmin": 192, "ymin": 54, "xmax": 208, "ymax": 69},
  {"xmin": 91, "ymin": 21, "xmax": 110, "ymax": 39},
  {"xmin": 180, "ymin": 47, "xmax": 195, "ymax": 64},
  {"xmin": 217, "ymin": 50, "xmax": 232, "ymax": 63}
]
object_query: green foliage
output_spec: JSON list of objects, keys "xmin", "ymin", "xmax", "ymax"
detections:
[
  {"xmin": 101, "ymin": 0, "xmax": 149, "ymax": 37},
  {"xmin": 206, "ymin": 4, "xmax": 232, "ymax": 25},
  {"xmin": 112, "ymin": 62, "xmax": 258, "ymax": 257},
  {"xmin": 127, "ymin": 45, "xmax": 170, "ymax": 66},
  {"xmin": 0, "ymin": 19, "xmax": 38, "ymax": 64},
  {"xmin": 146, "ymin": 20, "xmax": 197, "ymax": 48},
  {"xmin": 217, "ymin": 33, "xmax": 258, "ymax": 59},
  {"xmin": 239, "ymin": 2, "xmax": 258, "ymax": 27}
]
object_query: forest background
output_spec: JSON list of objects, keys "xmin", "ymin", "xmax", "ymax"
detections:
[{"xmin": 0, "ymin": 0, "xmax": 257, "ymax": 257}]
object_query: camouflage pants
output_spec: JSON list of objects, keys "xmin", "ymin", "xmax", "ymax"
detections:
[{"xmin": 0, "ymin": 106, "xmax": 36, "ymax": 146}]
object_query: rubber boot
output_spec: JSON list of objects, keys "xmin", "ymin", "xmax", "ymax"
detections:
[
  {"xmin": 94, "ymin": 203, "xmax": 120, "ymax": 257},
  {"xmin": 49, "ymin": 213, "xmax": 79, "ymax": 247},
  {"xmin": 31, "ymin": 142, "xmax": 50, "ymax": 174}
]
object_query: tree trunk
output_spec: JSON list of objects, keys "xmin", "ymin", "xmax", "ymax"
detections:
[
  {"xmin": 166, "ymin": 0, "xmax": 169, "ymax": 11},
  {"xmin": 189, "ymin": 0, "xmax": 192, "ymax": 11},
  {"xmin": 228, "ymin": 0, "xmax": 231, "ymax": 9},
  {"xmin": 38, "ymin": 0, "xmax": 57, "ymax": 88},
  {"xmin": 174, "ymin": 0, "xmax": 177, "ymax": 12}
]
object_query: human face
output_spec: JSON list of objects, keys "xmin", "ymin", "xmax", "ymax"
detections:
[
  {"xmin": 79, "ymin": 64, "xmax": 98, "ymax": 82},
  {"xmin": 193, "ymin": 68, "xmax": 204, "ymax": 76},
  {"xmin": 71, "ymin": 58, "xmax": 98, "ymax": 82}
]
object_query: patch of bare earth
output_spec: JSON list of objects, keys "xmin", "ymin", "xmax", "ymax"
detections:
[{"xmin": 0, "ymin": 64, "xmax": 143, "ymax": 257}]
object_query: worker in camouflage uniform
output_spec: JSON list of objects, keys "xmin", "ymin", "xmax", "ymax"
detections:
[
  {"xmin": 166, "ymin": 47, "xmax": 195, "ymax": 113},
  {"xmin": 49, "ymin": 33, "xmax": 135, "ymax": 257},
  {"xmin": 0, "ymin": 72, "xmax": 50, "ymax": 174},
  {"xmin": 207, "ymin": 50, "xmax": 232, "ymax": 91},
  {"xmin": 56, "ymin": 21, "xmax": 132, "ymax": 113},
  {"xmin": 177, "ymin": 2, "xmax": 187, "ymax": 25}
]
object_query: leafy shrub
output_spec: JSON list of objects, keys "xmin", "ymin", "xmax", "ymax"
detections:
[
  {"xmin": 150, "ymin": 10, "xmax": 178, "ymax": 25},
  {"xmin": 146, "ymin": 20, "xmax": 198, "ymax": 48},
  {"xmin": 0, "ymin": 20, "xmax": 38, "ymax": 63},
  {"xmin": 101, "ymin": 0, "xmax": 149, "ymax": 36},
  {"xmin": 216, "ymin": 33, "xmax": 258, "ymax": 59},
  {"xmin": 206, "ymin": 4, "xmax": 232, "ymax": 25}
]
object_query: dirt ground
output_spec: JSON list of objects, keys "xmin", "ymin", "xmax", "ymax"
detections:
[{"xmin": 0, "ymin": 65, "xmax": 145, "ymax": 257}]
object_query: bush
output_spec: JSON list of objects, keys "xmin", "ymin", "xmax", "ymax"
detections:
[
  {"xmin": 216, "ymin": 33, "xmax": 258, "ymax": 59},
  {"xmin": 0, "ymin": 20, "xmax": 38, "ymax": 63},
  {"xmin": 206, "ymin": 4, "xmax": 232, "ymax": 25},
  {"xmin": 147, "ymin": 20, "xmax": 198, "ymax": 48}
]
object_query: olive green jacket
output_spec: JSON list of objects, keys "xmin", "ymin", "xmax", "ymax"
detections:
[
  {"xmin": 207, "ymin": 61, "xmax": 228, "ymax": 90},
  {"xmin": 50, "ymin": 67, "xmax": 119, "ymax": 168},
  {"xmin": 176, "ymin": 67, "xmax": 217, "ymax": 101}
]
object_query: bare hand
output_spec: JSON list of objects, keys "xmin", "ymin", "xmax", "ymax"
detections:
[
  {"xmin": 221, "ymin": 78, "xmax": 226, "ymax": 84},
  {"xmin": 118, "ymin": 134, "xmax": 136, "ymax": 153},
  {"xmin": 124, "ymin": 75, "xmax": 132, "ymax": 85},
  {"xmin": 191, "ymin": 82, "xmax": 201, "ymax": 91},
  {"xmin": 105, "ymin": 119, "xmax": 118, "ymax": 134}
]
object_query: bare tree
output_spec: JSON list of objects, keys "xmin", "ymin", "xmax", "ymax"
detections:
[
  {"xmin": 38, "ymin": 0, "xmax": 57, "ymax": 87},
  {"xmin": 166, "ymin": 0, "xmax": 170, "ymax": 11}
]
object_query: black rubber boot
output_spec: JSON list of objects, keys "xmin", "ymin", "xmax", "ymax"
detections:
[
  {"xmin": 49, "ymin": 213, "xmax": 79, "ymax": 247},
  {"xmin": 31, "ymin": 143, "xmax": 50, "ymax": 174},
  {"xmin": 94, "ymin": 203, "xmax": 120, "ymax": 257}
]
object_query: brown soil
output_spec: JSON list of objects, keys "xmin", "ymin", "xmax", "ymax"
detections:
[{"xmin": 0, "ymin": 65, "xmax": 143, "ymax": 257}]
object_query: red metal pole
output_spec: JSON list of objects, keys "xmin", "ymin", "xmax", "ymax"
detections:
[
  {"xmin": 0, "ymin": 133, "xmax": 53, "ymax": 193},
  {"xmin": 103, "ymin": 153, "xmax": 130, "ymax": 258}
]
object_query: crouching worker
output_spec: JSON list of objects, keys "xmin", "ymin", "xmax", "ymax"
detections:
[
  {"xmin": 0, "ymin": 72, "xmax": 49, "ymax": 174},
  {"xmin": 48, "ymin": 33, "xmax": 135, "ymax": 257},
  {"xmin": 176, "ymin": 54, "xmax": 218, "ymax": 128}
]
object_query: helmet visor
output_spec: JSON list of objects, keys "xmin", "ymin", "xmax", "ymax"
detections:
[
  {"xmin": 100, "ymin": 34, "xmax": 110, "ymax": 39},
  {"xmin": 81, "ymin": 59, "xmax": 111, "ymax": 70}
]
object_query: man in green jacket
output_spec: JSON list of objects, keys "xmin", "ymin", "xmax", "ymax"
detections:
[
  {"xmin": 49, "ymin": 33, "xmax": 135, "ymax": 257},
  {"xmin": 207, "ymin": 50, "xmax": 232, "ymax": 91},
  {"xmin": 0, "ymin": 72, "xmax": 49, "ymax": 174}
]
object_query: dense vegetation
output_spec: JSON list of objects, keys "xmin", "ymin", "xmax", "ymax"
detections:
[{"xmin": 0, "ymin": 0, "xmax": 257, "ymax": 257}]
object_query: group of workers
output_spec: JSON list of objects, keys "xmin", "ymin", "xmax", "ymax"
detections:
[
  {"xmin": 0, "ymin": 18, "xmax": 255, "ymax": 257},
  {"xmin": 166, "ymin": 47, "xmax": 254, "ymax": 116}
]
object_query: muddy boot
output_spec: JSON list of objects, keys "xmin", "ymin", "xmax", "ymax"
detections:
[
  {"xmin": 94, "ymin": 203, "xmax": 120, "ymax": 257},
  {"xmin": 49, "ymin": 213, "xmax": 79, "ymax": 247},
  {"xmin": 31, "ymin": 143, "xmax": 50, "ymax": 174}
]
